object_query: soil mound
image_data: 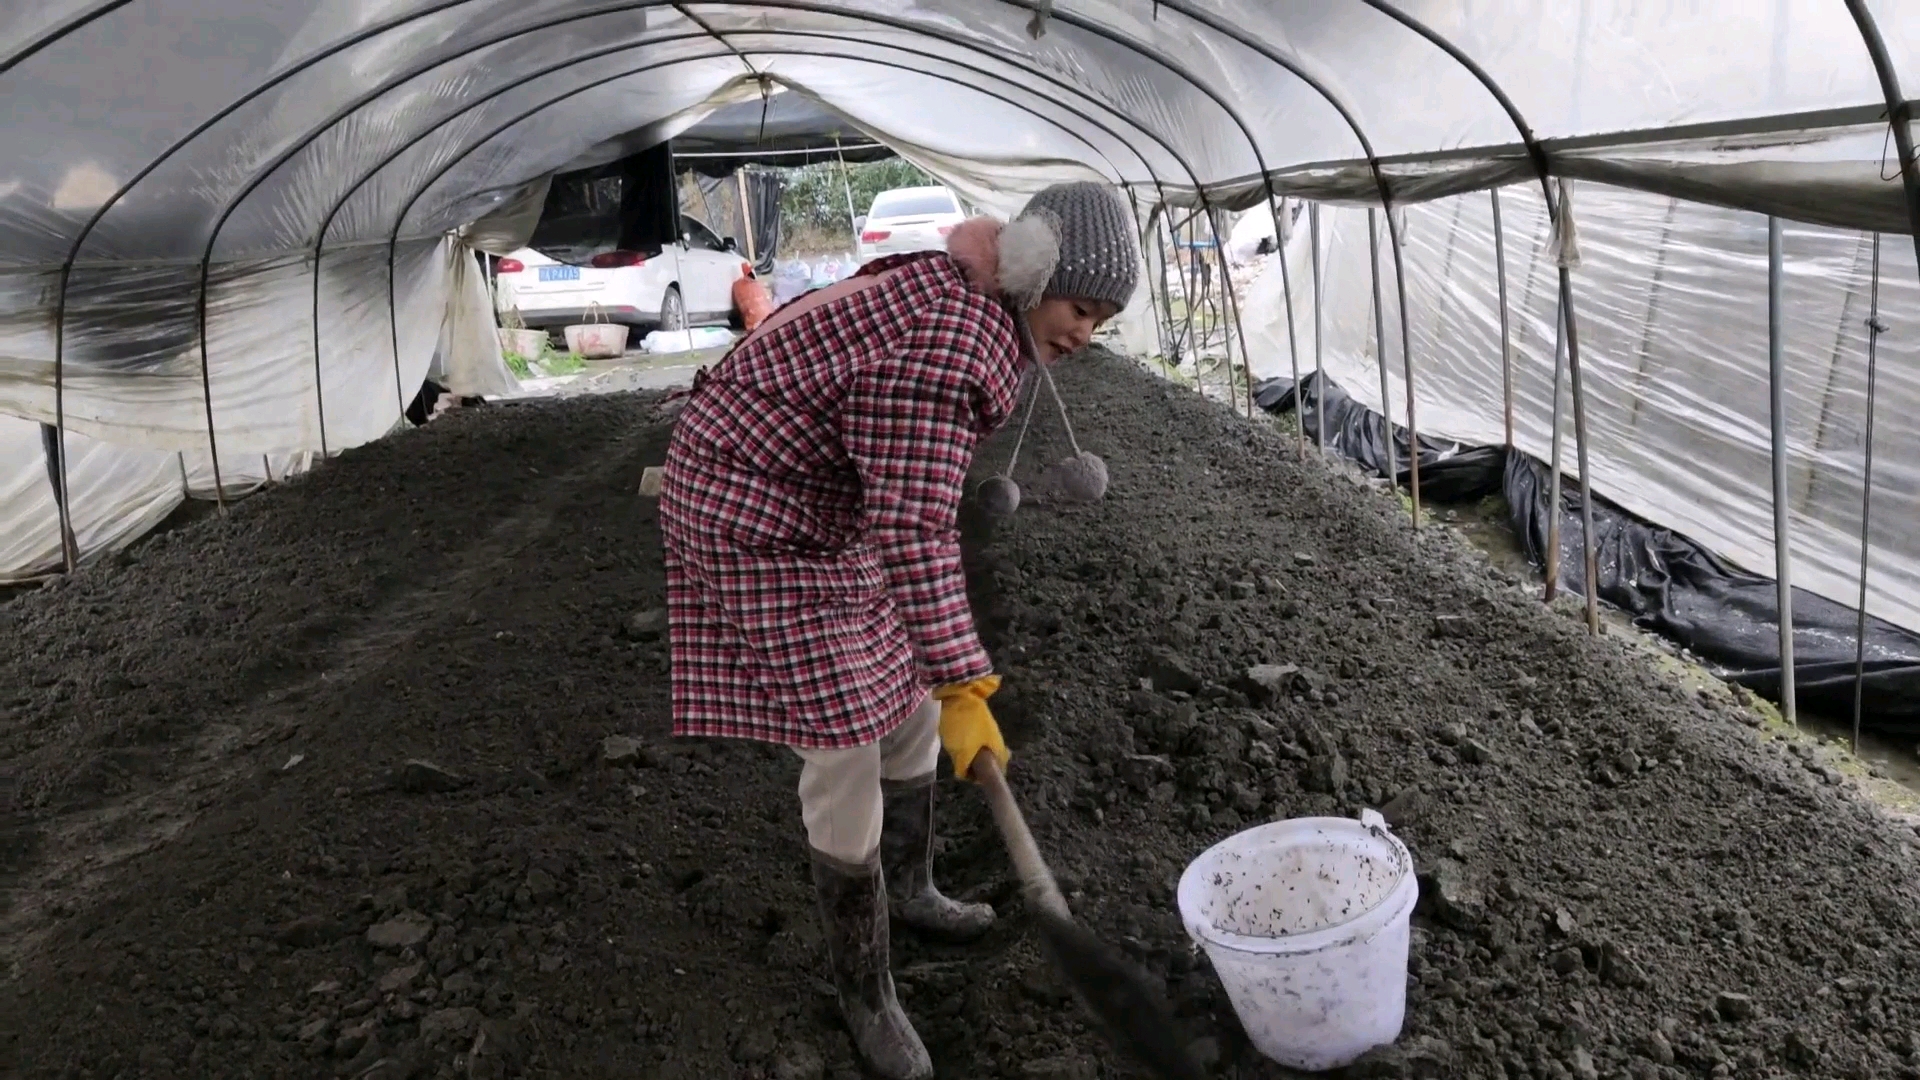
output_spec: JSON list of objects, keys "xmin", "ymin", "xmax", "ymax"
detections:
[{"xmin": 4, "ymin": 351, "xmax": 1919, "ymax": 1079}]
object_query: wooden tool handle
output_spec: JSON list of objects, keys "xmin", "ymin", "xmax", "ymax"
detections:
[{"xmin": 970, "ymin": 755, "xmax": 1072, "ymax": 920}]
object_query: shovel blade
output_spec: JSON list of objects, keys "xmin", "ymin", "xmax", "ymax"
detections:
[{"xmin": 1033, "ymin": 910, "xmax": 1206, "ymax": 1080}]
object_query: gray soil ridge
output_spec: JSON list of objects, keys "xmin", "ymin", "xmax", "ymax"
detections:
[{"xmin": 2, "ymin": 350, "xmax": 1918, "ymax": 1079}]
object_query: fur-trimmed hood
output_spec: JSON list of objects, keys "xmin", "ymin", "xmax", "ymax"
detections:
[{"xmin": 943, "ymin": 215, "xmax": 1061, "ymax": 312}]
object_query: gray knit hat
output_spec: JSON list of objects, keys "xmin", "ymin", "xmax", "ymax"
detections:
[{"xmin": 996, "ymin": 181, "xmax": 1140, "ymax": 313}]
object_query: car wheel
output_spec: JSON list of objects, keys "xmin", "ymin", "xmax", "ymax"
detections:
[{"xmin": 660, "ymin": 286, "xmax": 685, "ymax": 331}]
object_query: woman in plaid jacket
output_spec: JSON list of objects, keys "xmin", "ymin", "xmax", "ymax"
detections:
[{"xmin": 658, "ymin": 181, "xmax": 1140, "ymax": 1079}]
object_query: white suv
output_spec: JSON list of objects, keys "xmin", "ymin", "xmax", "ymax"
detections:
[
  {"xmin": 495, "ymin": 215, "xmax": 748, "ymax": 333},
  {"xmin": 856, "ymin": 186, "xmax": 967, "ymax": 264}
]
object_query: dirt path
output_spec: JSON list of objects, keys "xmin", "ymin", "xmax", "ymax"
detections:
[{"xmin": 5, "ymin": 351, "xmax": 1920, "ymax": 1080}]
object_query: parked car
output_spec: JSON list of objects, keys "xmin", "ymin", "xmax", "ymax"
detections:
[
  {"xmin": 855, "ymin": 186, "xmax": 967, "ymax": 264},
  {"xmin": 495, "ymin": 215, "xmax": 749, "ymax": 335}
]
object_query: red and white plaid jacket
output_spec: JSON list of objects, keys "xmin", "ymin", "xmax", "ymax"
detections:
[{"xmin": 659, "ymin": 252, "xmax": 1024, "ymax": 749}]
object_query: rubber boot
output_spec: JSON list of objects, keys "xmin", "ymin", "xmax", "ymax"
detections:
[
  {"xmin": 810, "ymin": 849, "xmax": 934, "ymax": 1080},
  {"xmin": 881, "ymin": 775, "xmax": 996, "ymax": 940}
]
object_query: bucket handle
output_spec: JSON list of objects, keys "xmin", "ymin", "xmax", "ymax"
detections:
[{"xmin": 584, "ymin": 300, "xmax": 607, "ymax": 325}]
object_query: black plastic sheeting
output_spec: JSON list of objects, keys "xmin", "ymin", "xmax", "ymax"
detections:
[
  {"xmin": 1254, "ymin": 372, "xmax": 1920, "ymax": 736},
  {"xmin": 528, "ymin": 142, "xmax": 680, "ymax": 267},
  {"xmin": 690, "ymin": 169, "xmax": 786, "ymax": 276},
  {"xmin": 739, "ymin": 169, "xmax": 785, "ymax": 277}
]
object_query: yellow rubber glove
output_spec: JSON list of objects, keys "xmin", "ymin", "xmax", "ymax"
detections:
[{"xmin": 933, "ymin": 675, "xmax": 1009, "ymax": 781}]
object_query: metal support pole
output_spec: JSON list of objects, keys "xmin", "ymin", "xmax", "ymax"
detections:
[
  {"xmin": 1169, "ymin": 209, "xmax": 1203, "ymax": 376},
  {"xmin": 1156, "ymin": 211, "xmax": 1181, "ymax": 370},
  {"xmin": 1148, "ymin": 210, "xmax": 1172, "ymax": 373},
  {"xmin": 1367, "ymin": 208, "xmax": 1397, "ymax": 488},
  {"xmin": 52, "ymin": 311, "xmax": 76, "ymax": 572},
  {"xmin": 386, "ymin": 239, "xmax": 409, "ymax": 426},
  {"xmin": 1383, "ymin": 201, "xmax": 1422, "ymax": 528},
  {"xmin": 1207, "ymin": 205, "xmax": 1256, "ymax": 420},
  {"xmin": 736, "ymin": 167, "xmax": 757, "ymax": 264},
  {"xmin": 41, "ymin": 422, "xmax": 77, "ymax": 572},
  {"xmin": 311, "ymin": 250, "xmax": 331, "ymax": 458},
  {"xmin": 1310, "ymin": 202, "xmax": 1326, "ymax": 452},
  {"xmin": 833, "ymin": 136, "xmax": 859, "ymax": 238},
  {"xmin": 1154, "ymin": 214, "xmax": 1182, "ymax": 373},
  {"xmin": 1545, "ymin": 295, "xmax": 1566, "ymax": 601},
  {"xmin": 1545, "ymin": 179, "xmax": 1602, "ymax": 634},
  {"xmin": 1274, "ymin": 197, "xmax": 1306, "ymax": 456},
  {"xmin": 195, "ymin": 265, "xmax": 229, "ymax": 515},
  {"xmin": 1768, "ymin": 216, "xmax": 1798, "ymax": 728},
  {"xmin": 1195, "ymin": 201, "xmax": 1236, "ymax": 413},
  {"xmin": 1127, "ymin": 189, "xmax": 1170, "ymax": 362},
  {"xmin": 1853, "ymin": 232, "xmax": 1884, "ymax": 754},
  {"xmin": 1491, "ymin": 188, "xmax": 1515, "ymax": 449},
  {"xmin": 1560, "ymin": 265, "xmax": 1601, "ymax": 634}
]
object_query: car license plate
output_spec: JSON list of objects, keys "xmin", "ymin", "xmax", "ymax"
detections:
[{"xmin": 538, "ymin": 265, "xmax": 580, "ymax": 282}]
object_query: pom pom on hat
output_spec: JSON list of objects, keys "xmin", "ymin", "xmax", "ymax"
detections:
[
  {"xmin": 977, "ymin": 475, "xmax": 1023, "ymax": 517},
  {"xmin": 1043, "ymin": 451, "xmax": 1109, "ymax": 504}
]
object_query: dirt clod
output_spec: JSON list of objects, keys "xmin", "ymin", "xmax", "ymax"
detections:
[
  {"xmin": 1419, "ymin": 859, "xmax": 1484, "ymax": 932},
  {"xmin": 365, "ymin": 913, "xmax": 433, "ymax": 951},
  {"xmin": 624, "ymin": 607, "xmax": 669, "ymax": 641},
  {"xmin": 397, "ymin": 758, "xmax": 467, "ymax": 794},
  {"xmin": 602, "ymin": 734, "xmax": 644, "ymax": 764},
  {"xmin": 1714, "ymin": 991, "xmax": 1757, "ymax": 1022}
]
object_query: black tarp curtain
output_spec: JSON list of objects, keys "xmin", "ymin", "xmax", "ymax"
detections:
[
  {"xmin": 1253, "ymin": 373, "xmax": 1920, "ymax": 737},
  {"xmin": 691, "ymin": 169, "xmax": 786, "ymax": 276},
  {"xmin": 739, "ymin": 169, "xmax": 784, "ymax": 277},
  {"xmin": 527, "ymin": 142, "xmax": 679, "ymax": 266},
  {"xmin": 523, "ymin": 142, "xmax": 785, "ymax": 274}
]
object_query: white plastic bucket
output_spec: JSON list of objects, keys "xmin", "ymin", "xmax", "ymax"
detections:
[
  {"xmin": 564, "ymin": 322, "xmax": 628, "ymax": 359},
  {"xmin": 1177, "ymin": 810, "xmax": 1418, "ymax": 1072},
  {"xmin": 496, "ymin": 328, "xmax": 547, "ymax": 359}
]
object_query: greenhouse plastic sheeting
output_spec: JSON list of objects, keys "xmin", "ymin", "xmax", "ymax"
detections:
[
  {"xmin": 436, "ymin": 248, "xmax": 521, "ymax": 401},
  {"xmin": 459, "ymin": 177, "xmax": 553, "ymax": 257},
  {"xmin": 1242, "ymin": 182, "xmax": 1920, "ymax": 635},
  {"xmin": 0, "ymin": 414, "xmax": 313, "ymax": 584},
  {"xmin": 2, "ymin": 1, "xmax": 1918, "ymax": 580},
  {"xmin": 0, "ymin": 418, "xmax": 178, "ymax": 584},
  {"xmin": 7, "ymin": 3, "xmax": 1915, "ymax": 268},
  {"xmin": 1253, "ymin": 373, "xmax": 1920, "ymax": 736},
  {"xmin": 2, "ymin": 239, "xmax": 448, "ymax": 453}
]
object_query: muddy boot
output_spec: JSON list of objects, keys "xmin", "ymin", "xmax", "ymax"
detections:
[
  {"xmin": 881, "ymin": 775, "xmax": 996, "ymax": 940},
  {"xmin": 811, "ymin": 849, "xmax": 934, "ymax": 1080}
]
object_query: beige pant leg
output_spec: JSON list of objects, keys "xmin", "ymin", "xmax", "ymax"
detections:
[
  {"xmin": 879, "ymin": 696, "xmax": 941, "ymax": 781},
  {"xmin": 795, "ymin": 743, "xmax": 882, "ymax": 864},
  {"xmin": 794, "ymin": 696, "xmax": 941, "ymax": 863}
]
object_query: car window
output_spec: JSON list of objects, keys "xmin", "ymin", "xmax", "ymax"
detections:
[
  {"xmin": 868, "ymin": 189, "xmax": 958, "ymax": 219},
  {"xmin": 682, "ymin": 216, "xmax": 725, "ymax": 251}
]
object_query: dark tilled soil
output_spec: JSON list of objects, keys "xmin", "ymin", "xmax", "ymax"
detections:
[{"xmin": 5, "ymin": 350, "xmax": 1920, "ymax": 1080}]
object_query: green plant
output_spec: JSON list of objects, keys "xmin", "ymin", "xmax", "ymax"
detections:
[
  {"xmin": 503, "ymin": 351, "xmax": 533, "ymax": 378},
  {"xmin": 539, "ymin": 347, "xmax": 586, "ymax": 376}
]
